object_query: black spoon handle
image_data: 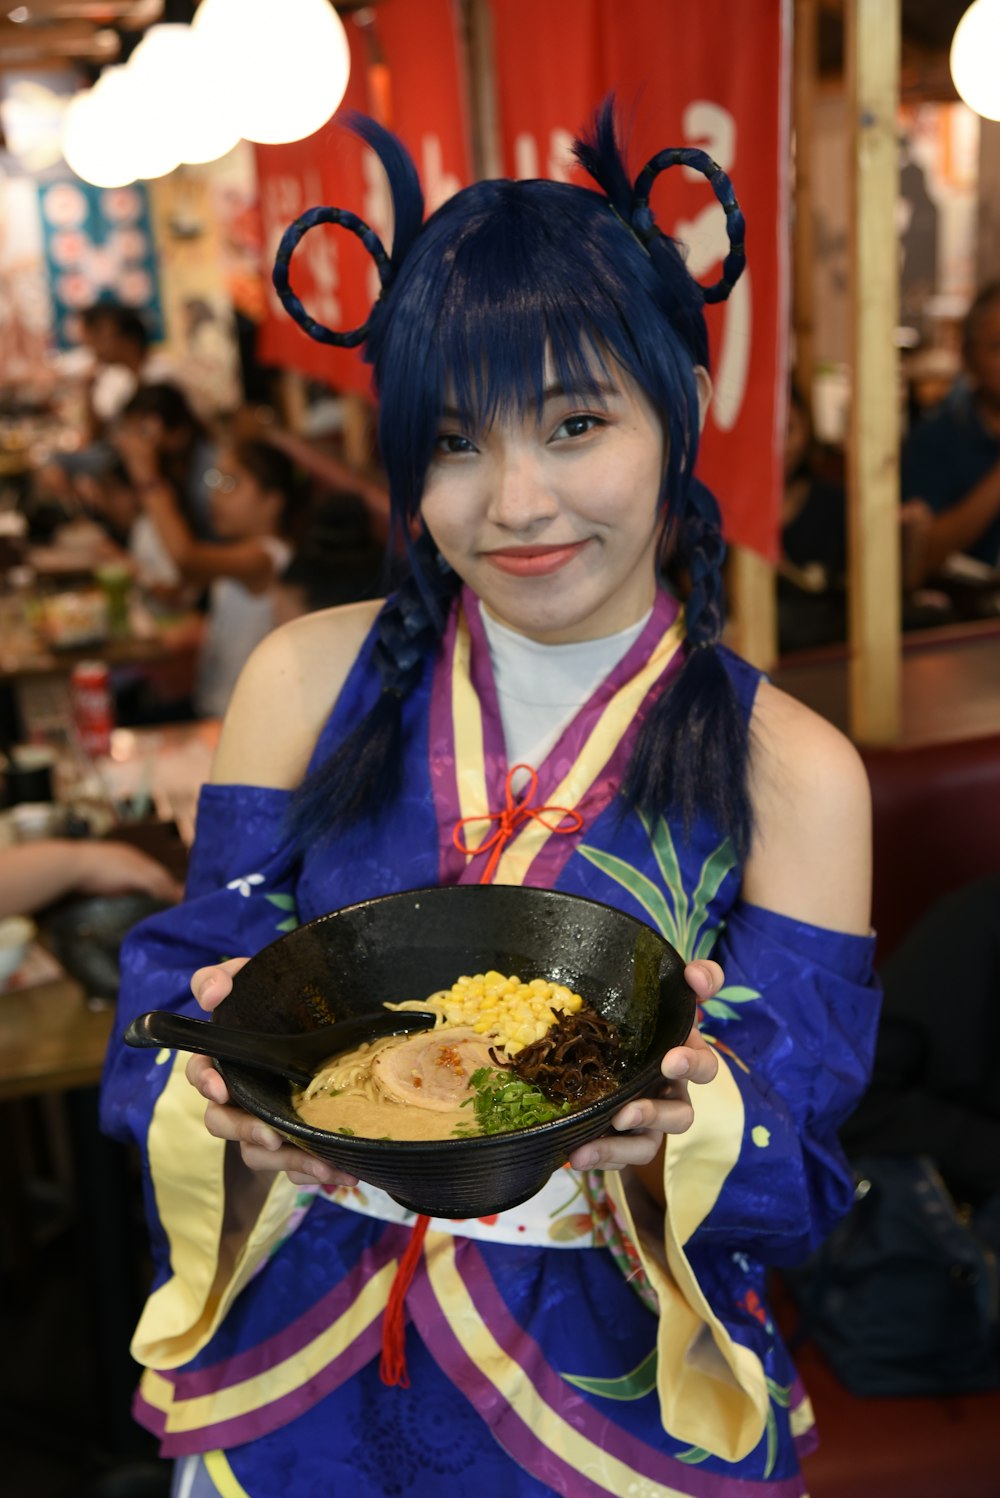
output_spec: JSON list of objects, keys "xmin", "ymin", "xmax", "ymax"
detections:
[{"xmin": 123, "ymin": 1011, "xmax": 318, "ymax": 1084}]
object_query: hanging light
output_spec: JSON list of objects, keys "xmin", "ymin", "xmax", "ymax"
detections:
[
  {"xmin": 128, "ymin": 22, "xmax": 241, "ymax": 168},
  {"xmin": 950, "ymin": 0, "xmax": 1000, "ymax": 122},
  {"xmin": 193, "ymin": 0, "xmax": 351, "ymax": 146},
  {"xmin": 62, "ymin": 68, "xmax": 143, "ymax": 189}
]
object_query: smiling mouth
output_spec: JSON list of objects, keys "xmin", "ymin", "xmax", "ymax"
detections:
[{"xmin": 484, "ymin": 542, "xmax": 590, "ymax": 577}]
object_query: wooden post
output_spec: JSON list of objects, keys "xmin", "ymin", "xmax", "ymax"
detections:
[
  {"xmin": 792, "ymin": 0, "xmax": 818, "ymax": 397},
  {"xmin": 728, "ymin": 547, "xmax": 779, "ymax": 672},
  {"xmin": 464, "ymin": 0, "xmax": 502, "ymax": 180},
  {"xmin": 846, "ymin": 0, "xmax": 901, "ymax": 743}
]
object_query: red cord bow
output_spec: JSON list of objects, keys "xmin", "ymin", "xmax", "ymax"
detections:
[{"xmin": 452, "ymin": 764, "xmax": 584, "ymax": 884}]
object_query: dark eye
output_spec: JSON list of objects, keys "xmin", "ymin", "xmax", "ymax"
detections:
[
  {"xmin": 435, "ymin": 433, "xmax": 477, "ymax": 455},
  {"xmin": 553, "ymin": 413, "xmax": 603, "ymax": 440}
]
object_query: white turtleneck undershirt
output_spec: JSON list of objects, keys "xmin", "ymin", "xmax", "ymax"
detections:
[{"xmin": 479, "ymin": 606, "xmax": 652, "ymax": 773}]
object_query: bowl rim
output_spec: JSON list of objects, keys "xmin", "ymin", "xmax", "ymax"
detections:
[{"xmin": 218, "ymin": 883, "xmax": 695, "ymax": 1156}]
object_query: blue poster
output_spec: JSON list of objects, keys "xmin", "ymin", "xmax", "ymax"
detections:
[{"xmin": 37, "ymin": 177, "xmax": 164, "ymax": 348}]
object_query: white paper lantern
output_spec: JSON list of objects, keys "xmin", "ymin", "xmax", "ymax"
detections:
[
  {"xmin": 128, "ymin": 22, "xmax": 241, "ymax": 168},
  {"xmin": 62, "ymin": 69, "xmax": 143, "ymax": 189},
  {"xmin": 194, "ymin": 0, "xmax": 351, "ymax": 146},
  {"xmin": 950, "ymin": 0, "xmax": 1000, "ymax": 122}
]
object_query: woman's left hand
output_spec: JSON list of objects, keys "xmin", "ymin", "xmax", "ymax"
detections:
[{"xmin": 566, "ymin": 959, "xmax": 723, "ymax": 1171}]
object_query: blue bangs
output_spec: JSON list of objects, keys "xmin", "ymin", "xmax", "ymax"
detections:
[{"xmin": 363, "ymin": 171, "xmax": 710, "ymax": 539}]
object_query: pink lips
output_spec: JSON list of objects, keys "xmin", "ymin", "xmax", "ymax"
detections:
[{"xmin": 484, "ymin": 542, "xmax": 589, "ymax": 577}]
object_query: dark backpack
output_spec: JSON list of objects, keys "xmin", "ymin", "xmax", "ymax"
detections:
[{"xmin": 784, "ymin": 1154, "xmax": 1000, "ymax": 1396}]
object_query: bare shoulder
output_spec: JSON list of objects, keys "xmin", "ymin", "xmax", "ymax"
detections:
[
  {"xmin": 742, "ymin": 679, "xmax": 873, "ymax": 933},
  {"xmin": 210, "ymin": 599, "xmax": 383, "ymax": 789}
]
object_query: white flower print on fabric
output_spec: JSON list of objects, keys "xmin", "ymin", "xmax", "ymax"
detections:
[{"xmin": 227, "ymin": 873, "xmax": 265, "ymax": 897}]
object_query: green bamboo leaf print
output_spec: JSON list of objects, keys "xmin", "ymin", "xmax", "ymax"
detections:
[
  {"xmin": 693, "ymin": 927, "xmax": 720, "ymax": 961},
  {"xmin": 265, "ymin": 893, "xmax": 297, "ymax": 911},
  {"xmin": 719, "ymin": 986, "xmax": 762, "ymax": 1003},
  {"xmin": 275, "ymin": 917, "xmax": 299, "ymax": 933},
  {"xmin": 675, "ymin": 1447, "xmax": 711, "ymax": 1465},
  {"xmin": 686, "ymin": 839, "xmax": 737, "ymax": 954},
  {"xmin": 701, "ymin": 999, "xmax": 743, "ymax": 1023},
  {"xmin": 637, "ymin": 809, "xmax": 686, "ymax": 936},
  {"xmin": 577, "ymin": 845, "xmax": 680, "ymax": 946},
  {"xmin": 766, "ymin": 1377, "xmax": 792, "ymax": 1407},
  {"xmin": 562, "ymin": 1347, "xmax": 658, "ymax": 1401},
  {"xmin": 764, "ymin": 1406, "xmax": 778, "ymax": 1479}
]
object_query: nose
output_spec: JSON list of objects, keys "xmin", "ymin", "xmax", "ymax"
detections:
[{"xmin": 486, "ymin": 448, "xmax": 558, "ymax": 533}]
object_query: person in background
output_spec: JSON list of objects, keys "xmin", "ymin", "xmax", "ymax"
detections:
[
  {"xmin": 0, "ymin": 838, "xmax": 181, "ymax": 922},
  {"xmin": 777, "ymin": 384, "xmax": 848, "ymax": 652},
  {"xmin": 272, "ymin": 490, "xmax": 385, "ymax": 624},
  {"xmin": 901, "ymin": 281, "xmax": 1000, "ymax": 590},
  {"xmin": 101, "ymin": 104, "xmax": 877, "ymax": 1498},
  {"xmin": 121, "ymin": 437, "xmax": 301, "ymax": 718},
  {"xmin": 113, "ymin": 383, "xmax": 218, "ymax": 605}
]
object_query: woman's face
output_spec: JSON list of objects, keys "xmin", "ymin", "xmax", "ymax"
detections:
[
  {"xmin": 209, "ymin": 451, "xmax": 279, "ymax": 540},
  {"xmin": 420, "ymin": 360, "xmax": 666, "ymax": 644}
]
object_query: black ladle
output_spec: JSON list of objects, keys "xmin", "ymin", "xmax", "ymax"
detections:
[{"xmin": 124, "ymin": 1008, "xmax": 437, "ymax": 1087}]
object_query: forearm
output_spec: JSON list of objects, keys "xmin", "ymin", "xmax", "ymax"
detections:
[
  {"xmin": 919, "ymin": 459, "xmax": 1000, "ymax": 577},
  {"xmin": 139, "ymin": 481, "xmax": 199, "ymax": 574},
  {"xmin": 0, "ymin": 840, "xmax": 98, "ymax": 919}
]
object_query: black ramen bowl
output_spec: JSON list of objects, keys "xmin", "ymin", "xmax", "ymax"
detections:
[{"xmin": 217, "ymin": 884, "xmax": 696, "ymax": 1218}]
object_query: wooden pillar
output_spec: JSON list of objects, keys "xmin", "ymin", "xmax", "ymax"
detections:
[
  {"xmin": 464, "ymin": 0, "xmax": 502, "ymax": 179},
  {"xmin": 728, "ymin": 547, "xmax": 779, "ymax": 672},
  {"xmin": 845, "ymin": 0, "xmax": 901, "ymax": 743},
  {"xmin": 792, "ymin": 0, "xmax": 819, "ymax": 397}
]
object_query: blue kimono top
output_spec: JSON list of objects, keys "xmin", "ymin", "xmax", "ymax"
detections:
[{"xmin": 101, "ymin": 587, "xmax": 879, "ymax": 1498}]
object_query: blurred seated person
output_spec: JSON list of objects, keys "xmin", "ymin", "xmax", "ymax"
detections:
[
  {"xmin": 840, "ymin": 872, "xmax": 1000, "ymax": 1256},
  {"xmin": 777, "ymin": 385, "xmax": 848, "ymax": 652},
  {"xmin": 0, "ymin": 837, "xmax": 181, "ymax": 922},
  {"xmin": 264, "ymin": 419, "xmax": 391, "ymax": 545},
  {"xmin": 119, "ymin": 436, "xmax": 302, "ymax": 718},
  {"xmin": 32, "ymin": 303, "xmax": 181, "ymax": 514},
  {"xmin": 113, "ymin": 382, "xmax": 218, "ymax": 608},
  {"xmin": 273, "ymin": 491, "xmax": 386, "ymax": 625},
  {"xmin": 901, "ymin": 282, "xmax": 1000, "ymax": 593}
]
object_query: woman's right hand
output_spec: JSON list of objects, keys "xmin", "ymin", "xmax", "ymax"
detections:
[{"xmin": 187, "ymin": 958, "xmax": 357, "ymax": 1189}]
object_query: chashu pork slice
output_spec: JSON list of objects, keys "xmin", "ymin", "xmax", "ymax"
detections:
[{"xmin": 372, "ymin": 1027, "xmax": 498, "ymax": 1111}]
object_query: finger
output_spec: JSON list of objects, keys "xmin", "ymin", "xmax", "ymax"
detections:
[
  {"xmin": 661, "ymin": 1036, "xmax": 719, "ymax": 1086},
  {"xmin": 569, "ymin": 1123, "xmax": 684, "ymax": 1172},
  {"xmin": 287, "ymin": 1167, "xmax": 359, "ymax": 1190},
  {"xmin": 186, "ymin": 1053, "xmax": 230, "ymax": 1106},
  {"xmin": 683, "ymin": 959, "xmax": 724, "ymax": 1001},
  {"xmin": 191, "ymin": 956, "xmax": 250, "ymax": 1011}
]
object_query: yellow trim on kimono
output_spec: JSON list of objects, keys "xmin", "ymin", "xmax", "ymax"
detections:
[
  {"xmin": 605, "ymin": 1056, "xmax": 770, "ymax": 1463},
  {"xmin": 423, "ymin": 1233, "xmax": 702, "ymax": 1498},
  {"xmin": 133, "ymin": 1053, "xmax": 302, "ymax": 1370},
  {"xmin": 204, "ymin": 1452, "xmax": 253, "ymax": 1497}
]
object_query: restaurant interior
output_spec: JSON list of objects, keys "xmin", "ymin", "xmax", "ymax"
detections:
[{"xmin": 1, "ymin": 1, "xmax": 999, "ymax": 1495}]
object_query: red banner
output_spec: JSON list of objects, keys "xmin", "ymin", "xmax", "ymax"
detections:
[
  {"xmin": 255, "ymin": 0, "xmax": 470, "ymax": 397},
  {"xmin": 490, "ymin": 0, "xmax": 789, "ymax": 559}
]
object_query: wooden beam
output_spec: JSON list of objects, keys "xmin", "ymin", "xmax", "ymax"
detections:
[
  {"xmin": 728, "ymin": 546, "xmax": 779, "ymax": 672},
  {"xmin": 846, "ymin": 0, "xmax": 901, "ymax": 743},
  {"xmin": 792, "ymin": 0, "xmax": 819, "ymax": 399}
]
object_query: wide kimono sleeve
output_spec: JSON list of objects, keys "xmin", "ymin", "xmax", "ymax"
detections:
[
  {"xmin": 605, "ymin": 900, "xmax": 879, "ymax": 1461},
  {"xmin": 100, "ymin": 781, "xmax": 308, "ymax": 1372}
]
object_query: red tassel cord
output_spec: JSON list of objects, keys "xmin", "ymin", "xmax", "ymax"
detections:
[{"xmin": 379, "ymin": 1212, "xmax": 432, "ymax": 1387}]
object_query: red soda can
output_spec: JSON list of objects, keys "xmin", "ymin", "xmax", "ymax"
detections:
[{"xmin": 70, "ymin": 660, "xmax": 113, "ymax": 757}]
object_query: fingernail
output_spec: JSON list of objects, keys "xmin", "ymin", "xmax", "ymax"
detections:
[
  {"xmin": 671, "ymin": 1056, "xmax": 690, "ymax": 1077},
  {"xmin": 252, "ymin": 1125, "xmax": 280, "ymax": 1149},
  {"xmin": 618, "ymin": 1108, "xmax": 640, "ymax": 1130},
  {"xmin": 574, "ymin": 1148, "xmax": 598, "ymax": 1170}
]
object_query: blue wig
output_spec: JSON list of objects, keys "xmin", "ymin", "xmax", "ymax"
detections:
[{"xmin": 280, "ymin": 101, "xmax": 751, "ymax": 857}]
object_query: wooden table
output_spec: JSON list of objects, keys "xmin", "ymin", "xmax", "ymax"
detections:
[{"xmin": 0, "ymin": 974, "xmax": 111, "ymax": 1100}]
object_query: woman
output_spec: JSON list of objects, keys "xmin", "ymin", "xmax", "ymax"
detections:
[
  {"xmin": 127, "ymin": 437, "xmax": 301, "ymax": 718},
  {"xmin": 101, "ymin": 105, "xmax": 878, "ymax": 1497}
]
